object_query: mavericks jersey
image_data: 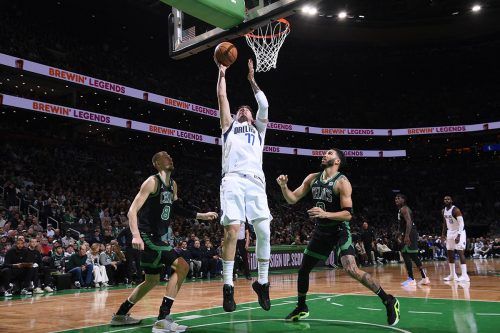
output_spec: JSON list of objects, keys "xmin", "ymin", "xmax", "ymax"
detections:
[
  {"xmin": 444, "ymin": 205, "xmax": 460, "ymax": 233},
  {"xmin": 138, "ymin": 174, "xmax": 174, "ymax": 237},
  {"xmin": 310, "ymin": 172, "xmax": 346, "ymax": 227},
  {"xmin": 222, "ymin": 120, "xmax": 266, "ymax": 179}
]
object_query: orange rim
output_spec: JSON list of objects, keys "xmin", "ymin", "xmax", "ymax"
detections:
[{"xmin": 245, "ymin": 18, "xmax": 290, "ymax": 39}]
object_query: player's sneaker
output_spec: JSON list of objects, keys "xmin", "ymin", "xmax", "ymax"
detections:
[
  {"xmin": 252, "ymin": 281, "xmax": 271, "ymax": 311},
  {"xmin": 110, "ymin": 314, "xmax": 142, "ymax": 326},
  {"xmin": 443, "ymin": 274, "xmax": 459, "ymax": 281},
  {"xmin": 223, "ymin": 284, "xmax": 236, "ymax": 312},
  {"xmin": 457, "ymin": 274, "xmax": 470, "ymax": 282},
  {"xmin": 384, "ymin": 295, "xmax": 400, "ymax": 326},
  {"xmin": 44, "ymin": 286, "xmax": 54, "ymax": 293},
  {"xmin": 33, "ymin": 287, "xmax": 44, "ymax": 294},
  {"xmin": 418, "ymin": 277, "xmax": 430, "ymax": 285},
  {"xmin": 401, "ymin": 278, "xmax": 416, "ymax": 287},
  {"xmin": 152, "ymin": 316, "xmax": 187, "ymax": 333},
  {"xmin": 285, "ymin": 304, "xmax": 309, "ymax": 322}
]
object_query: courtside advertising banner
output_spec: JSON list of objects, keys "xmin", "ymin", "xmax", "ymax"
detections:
[
  {"xmin": 1, "ymin": 53, "xmax": 498, "ymax": 137},
  {"xmin": 1, "ymin": 94, "xmax": 406, "ymax": 158}
]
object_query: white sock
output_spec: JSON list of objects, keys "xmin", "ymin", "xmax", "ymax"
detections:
[
  {"xmin": 449, "ymin": 263, "xmax": 456, "ymax": 276},
  {"xmin": 257, "ymin": 260, "xmax": 269, "ymax": 284},
  {"xmin": 223, "ymin": 260, "xmax": 234, "ymax": 286},
  {"xmin": 461, "ymin": 264, "xmax": 467, "ymax": 276}
]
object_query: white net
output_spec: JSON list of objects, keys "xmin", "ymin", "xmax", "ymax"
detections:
[{"xmin": 245, "ymin": 19, "xmax": 290, "ymax": 72}]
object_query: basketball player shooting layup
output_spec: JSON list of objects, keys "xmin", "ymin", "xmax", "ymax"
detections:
[
  {"xmin": 110, "ymin": 151, "xmax": 218, "ymax": 333},
  {"xmin": 442, "ymin": 195, "xmax": 469, "ymax": 282},
  {"xmin": 216, "ymin": 59, "xmax": 273, "ymax": 312},
  {"xmin": 277, "ymin": 149, "xmax": 400, "ymax": 326}
]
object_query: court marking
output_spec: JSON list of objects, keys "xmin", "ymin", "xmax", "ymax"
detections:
[
  {"xmin": 187, "ymin": 319, "xmax": 413, "ymax": 333},
  {"xmin": 476, "ymin": 313, "xmax": 500, "ymax": 316},
  {"xmin": 330, "ymin": 302, "xmax": 344, "ymax": 306},
  {"xmin": 357, "ymin": 307, "xmax": 382, "ymax": 311},
  {"xmin": 408, "ymin": 311, "xmax": 443, "ymax": 315}
]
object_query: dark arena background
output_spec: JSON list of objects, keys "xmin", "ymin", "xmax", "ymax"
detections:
[{"xmin": 0, "ymin": 1, "xmax": 499, "ymax": 332}]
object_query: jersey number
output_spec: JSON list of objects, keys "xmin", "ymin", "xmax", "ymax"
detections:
[
  {"xmin": 245, "ymin": 133, "xmax": 255, "ymax": 145},
  {"xmin": 161, "ymin": 206, "xmax": 171, "ymax": 221},
  {"xmin": 316, "ymin": 202, "xmax": 326, "ymax": 210}
]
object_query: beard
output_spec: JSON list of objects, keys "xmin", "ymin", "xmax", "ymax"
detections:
[
  {"xmin": 321, "ymin": 160, "xmax": 332, "ymax": 169},
  {"xmin": 237, "ymin": 114, "xmax": 248, "ymax": 123}
]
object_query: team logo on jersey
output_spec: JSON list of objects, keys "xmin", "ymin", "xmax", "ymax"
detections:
[
  {"xmin": 160, "ymin": 191, "xmax": 173, "ymax": 204},
  {"xmin": 312, "ymin": 187, "xmax": 333, "ymax": 203},
  {"xmin": 329, "ymin": 182, "xmax": 333, "ymax": 186},
  {"xmin": 234, "ymin": 125, "xmax": 256, "ymax": 135}
]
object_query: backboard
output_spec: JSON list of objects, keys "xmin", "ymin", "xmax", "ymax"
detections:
[{"xmin": 167, "ymin": 0, "xmax": 319, "ymax": 60}]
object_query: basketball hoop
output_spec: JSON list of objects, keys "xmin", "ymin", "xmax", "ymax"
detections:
[{"xmin": 245, "ymin": 18, "xmax": 290, "ymax": 72}]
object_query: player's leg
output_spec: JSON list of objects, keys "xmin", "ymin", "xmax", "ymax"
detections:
[
  {"xmin": 401, "ymin": 251, "xmax": 415, "ymax": 285},
  {"xmin": 251, "ymin": 217, "xmax": 272, "ymax": 310},
  {"xmin": 285, "ymin": 227, "xmax": 331, "ymax": 321},
  {"xmin": 341, "ymin": 254, "xmax": 400, "ymax": 326},
  {"xmin": 220, "ymin": 175, "xmax": 246, "ymax": 312},
  {"xmin": 445, "ymin": 235, "xmax": 458, "ymax": 281},
  {"xmin": 245, "ymin": 176, "xmax": 273, "ymax": 311},
  {"xmin": 456, "ymin": 231, "xmax": 469, "ymax": 281}
]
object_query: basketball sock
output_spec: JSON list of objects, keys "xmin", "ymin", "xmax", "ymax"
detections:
[
  {"xmin": 460, "ymin": 264, "xmax": 467, "ymax": 276},
  {"xmin": 158, "ymin": 296, "xmax": 175, "ymax": 320},
  {"xmin": 449, "ymin": 263, "xmax": 456, "ymax": 276},
  {"xmin": 298, "ymin": 295, "xmax": 306, "ymax": 307},
  {"xmin": 257, "ymin": 260, "xmax": 269, "ymax": 284},
  {"xmin": 116, "ymin": 298, "xmax": 135, "ymax": 315},
  {"xmin": 223, "ymin": 260, "xmax": 235, "ymax": 286},
  {"xmin": 376, "ymin": 287, "xmax": 390, "ymax": 303},
  {"xmin": 419, "ymin": 267, "xmax": 427, "ymax": 279},
  {"xmin": 298, "ymin": 253, "xmax": 318, "ymax": 295}
]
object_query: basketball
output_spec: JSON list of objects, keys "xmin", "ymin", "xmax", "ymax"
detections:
[{"xmin": 214, "ymin": 42, "xmax": 238, "ymax": 67}]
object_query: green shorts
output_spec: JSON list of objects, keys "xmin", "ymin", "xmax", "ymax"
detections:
[{"xmin": 140, "ymin": 232, "xmax": 179, "ymax": 275}]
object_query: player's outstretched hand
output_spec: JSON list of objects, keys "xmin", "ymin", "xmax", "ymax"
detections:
[
  {"xmin": 277, "ymin": 175, "xmax": 288, "ymax": 188},
  {"xmin": 247, "ymin": 58, "xmax": 254, "ymax": 81},
  {"xmin": 199, "ymin": 212, "xmax": 219, "ymax": 221},
  {"xmin": 132, "ymin": 235, "xmax": 144, "ymax": 251}
]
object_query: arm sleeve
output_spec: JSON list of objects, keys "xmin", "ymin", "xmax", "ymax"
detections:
[
  {"xmin": 254, "ymin": 90, "xmax": 268, "ymax": 133},
  {"xmin": 457, "ymin": 216, "xmax": 465, "ymax": 232}
]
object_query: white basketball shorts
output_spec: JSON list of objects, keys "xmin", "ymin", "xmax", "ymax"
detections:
[
  {"xmin": 446, "ymin": 230, "xmax": 466, "ymax": 251},
  {"xmin": 220, "ymin": 172, "xmax": 272, "ymax": 225}
]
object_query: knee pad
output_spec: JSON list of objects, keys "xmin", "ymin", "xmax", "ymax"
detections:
[{"xmin": 252, "ymin": 218, "xmax": 271, "ymax": 260}]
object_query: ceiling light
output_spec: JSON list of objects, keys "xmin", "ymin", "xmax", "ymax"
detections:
[
  {"xmin": 338, "ymin": 11, "xmax": 347, "ymax": 19},
  {"xmin": 472, "ymin": 4, "xmax": 481, "ymax": 12}
]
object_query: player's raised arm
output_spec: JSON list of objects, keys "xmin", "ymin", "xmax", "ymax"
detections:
[
  {"xmin": 172, "ymin": 181, "xmax": 218, "ymax": 221},
  {"xmin": 128, "ymin": 176, "xmax": 156, "ymax": 250},
  {"xmin": 217, "ymin": 64, "xmax": 232, "ymax": 132},
  {"xmin": 277, "ymin": 173, "xmax": 317, "ymax": 204},
  {"xmin": 248, "ymin": 59, "xmax": 269, "ymax": 131}
]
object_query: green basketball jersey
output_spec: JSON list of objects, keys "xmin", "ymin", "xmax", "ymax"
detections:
[
  {"xmin": 138, "ymin": 174, "xmax": 174, "ymax": 236},
  {"xmin": 310, "ymin": 171, "xmax": 346, "ymax": 226}
]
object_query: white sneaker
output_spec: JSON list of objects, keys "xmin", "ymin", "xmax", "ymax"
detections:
[
  {"xmin": 21, "ymin": 288, "xmax": 32, "ymax": 296},
  {"xmin": 418, "ymin": 277, "xmax": 431, "ymax": 285},
  {"xmin": 153, "ymin": 316, "xmax": 188, "ymax": 333},
  {"xmin": 457, "ymin": 275, "xmax": 470, "ymax": 282},
  {"xmin": 94, "ymin": 282, "xmax": 100, "ymax": 288},
  {"xmin": 33, "ymin": 287, "xmax": 44, "ymax": 294},
  {"xmin": 74, "ymin": 281, "xmax": 81, "ymax": 288},
  {"xmin": 443, "ymin": 274, "xmax": 459, "ymax": 281},
  {"xmin": 102, "ymin": 282, "xmax": 109, "ymax": 287},
  {"xmin": 401, "ymin": 278, "xmax": 416, "ymax": 287},
  {"xmin": 44, "ymin": 286, "xmax": 54, "ymax": 292}
]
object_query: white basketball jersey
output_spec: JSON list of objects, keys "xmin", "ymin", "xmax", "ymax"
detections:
[
  {"xmin": 222, "ymin": 120, "xmax": 266, "ymax": 179},
  {"xmin": 444, "ymin": 205, "xmax": 459, "ymax": 232}
]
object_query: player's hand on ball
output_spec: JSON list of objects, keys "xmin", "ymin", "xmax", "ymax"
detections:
[
  {"xmin": 199, "ymin": 212, "xmax": 218, "ymax": 220},
  {"xmin": 307, "ymin": 207, "xmax": 327, "ymax": 219},
  {"xmin": 132, "ymin": 235, "xmax": 144, "ymax": 250},
  {"xmin": 247, "ymin": 59, "xmax": 254, "ymax": 81},
  {"xmin": 277, "ymin": 175, "xmax": 288, "ymax": 188}
]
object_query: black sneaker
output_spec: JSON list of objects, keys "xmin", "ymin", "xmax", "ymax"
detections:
[
  {"xmin": 384, "ymin": 295, "xmax": 400, "ymax": 326},
  {"xmin": 285, "ymin": 304, "xmax": 309, "ymax": 322},
  {"xmin": 223, "ymin": 284, "xmax": 236, "ymax": 312},
  {"xmin": 252, "ymin": 281, "xmax": 271, "ymax": 311}
]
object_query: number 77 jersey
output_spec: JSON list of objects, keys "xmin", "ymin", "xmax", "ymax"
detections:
[{"xmin": 222, "ymin": 120, "xmax": 266, "ymax": 179}]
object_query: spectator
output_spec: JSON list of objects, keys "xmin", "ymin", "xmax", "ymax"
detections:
[
  {"xmin": 88, "ymin": 243, "xmax": 109, "ymax": 287},
  {"xmin": 66, "ymin": 244, "xmax": 93, "ymax": 288},
  {"xmin": 100, "ymin": 244, "xmax": 120, "ymax": 285},
  {"xmin": 201, "ymin": 240, "xmax": 218, "ymax": 279},
  {"xmin": 360, "ymin": 221, "xmax": 375, "ymax": 265},
  {"xmin": 3, "ymin": 236, "xmax": 34, "ymax": 295}
]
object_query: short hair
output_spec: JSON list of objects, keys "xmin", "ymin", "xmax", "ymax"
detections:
[
  {"xmin": 236, "ymin": 105, "xmax": 253, "ymax": 114},
  {"xmin": 331, "ymin": 148, "xmax": 346, "ymax": 170},
  {"xmin": 396, "ymin": 193, "xmax": 407, "ymax": 202},
  {"xmin": 444, "ymin": 195, "xmax": 453, "ymax": 200},
  {"xmin": 152, "ymin": 151, "xmax": 167, "ymax": 166}
]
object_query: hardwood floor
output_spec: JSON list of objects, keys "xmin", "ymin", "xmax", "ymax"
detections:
[{"xmin": 0, "ymin": 259, "xmax": 498, "ymax": 333}]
